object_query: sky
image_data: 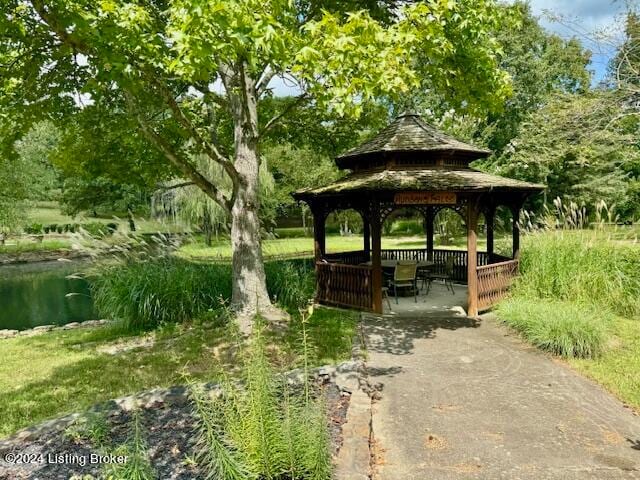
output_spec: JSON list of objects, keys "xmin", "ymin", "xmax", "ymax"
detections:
[{"xmin": 528, "ymin": 0, "xmax": 627, "ymax": 83}]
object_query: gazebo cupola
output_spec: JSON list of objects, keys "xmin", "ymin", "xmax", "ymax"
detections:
[
  {"xmin": 335, "ymin": 112, "xmax": 490, "ymax": 172},
  {"xmin": 294, "ymin": 113, "xmax": 543, "ymax": 316}
]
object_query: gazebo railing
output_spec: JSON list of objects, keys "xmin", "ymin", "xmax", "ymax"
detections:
[
  {"xmin": 323, "ymin": 248, "xmax": 501, "ymax": 283},
  {"xmin": 323, "ymin": 250, "xmax": 369, "ymax": 265},
  {"xmin": 476, "ymin": 259, "xmax": 519, "ymax": 311},
  {"xmin": 381, "ymin": 248, "xmax": 490, "ymax": 283},
  {"xmin": 316, "ymin": 249, "xmax": 519, "ymax": 312},
  {"xmin": 316, "ymin": 262, "xmax": 373, "ymax": 311}
]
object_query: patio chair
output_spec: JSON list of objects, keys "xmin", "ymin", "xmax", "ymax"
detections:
[
  {"xmin": 425, "ymin": 256, "xmax": 455, "ymax": 295},
  {"xmin": 388, "ymin": 261, "xmax": 418, "ymax": 304}
]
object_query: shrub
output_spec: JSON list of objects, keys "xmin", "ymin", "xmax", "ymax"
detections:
[
  {"xmin": 274, "ymin": 227, "xmax": 310, "ymax": 238},
  {"xmin": 45, "ymin": 223, "xmax": 57, "ymax": 234},
  {"xmin": 389, "ymin": 219, "xmax": 423, "ymax": 236},
  {"xmin": 497, "ymin": 298, "xmax": 608, "ymax": 358},
  {"xmin": 81, "ymin": 221, "xmax": 109, "ymax": 237},
  {"xmin": 23, "ymin": 223, "xmax": 44, "ymax": 234}
]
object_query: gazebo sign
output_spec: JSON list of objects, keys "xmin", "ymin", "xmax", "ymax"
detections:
[{"xmin": 394, "ymin": 191, "xmax": 457, "ymax": 205}]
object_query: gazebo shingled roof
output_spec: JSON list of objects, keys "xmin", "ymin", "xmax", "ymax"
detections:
[
  {"xmin": 295, "ymin": 168, "xmax": 544, "ymax": 198},
  {"xmin": 295, "ymin": 113, "xmax": 542, "ymax": 200},
  {"xmin": 293, "ymin": 113, "xmax": 544, "ymax": 317}
]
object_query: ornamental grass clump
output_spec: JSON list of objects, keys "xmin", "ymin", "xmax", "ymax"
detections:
[
  {"xmin": 495, "ymin": 200, "xmax": 639, "ymax": 359},
  {"xmin": 90, "ymin": 257, "xmax": 315, "ymax": 330},
  {"xmin": 90, "ymin": 257, "xmax": 232, "ymax": 330},
  {"xmin": 190, "ymin": 317, "xmax": 331, "ymax": 480},
  {"xmin": 497, "ymin": 298, "xmax": 608, "ymax": 358},
  {"xmin": 265, "ymin": 259, "xmax": 315, "ymax": 313}
]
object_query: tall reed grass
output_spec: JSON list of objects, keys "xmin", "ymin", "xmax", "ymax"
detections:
[
  {"xmin": 515, "ymin": 230, "xmax": 640, "ymax": 318},
  {"xmin": 497, "ymin": 199, "xmax": 639, "ymax": 358},
  {"xmin": 90, "ymin": 258, "xmax": 315, "ymax": 330}
]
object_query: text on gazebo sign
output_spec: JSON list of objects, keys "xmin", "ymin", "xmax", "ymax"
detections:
[{"xmin": 394, "ymin": 192, "xmax": 457, "ymax": 205}]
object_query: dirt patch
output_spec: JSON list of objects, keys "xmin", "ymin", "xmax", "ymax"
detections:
[
  {"xmin": 602, "ymin": 429, "xmax": 625, "ymax": 445},
  {"xmin": 424, "ymin": 434, "xmax": 448, "ymax": 450},
  {"xmin": 97, "ymin": 336, "xmax": 156, "ymax": 355}
]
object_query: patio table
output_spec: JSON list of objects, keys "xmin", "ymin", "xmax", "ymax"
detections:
[{"xmin": 362, "ymin": 260, "xmax": 435, "ymax": 269}]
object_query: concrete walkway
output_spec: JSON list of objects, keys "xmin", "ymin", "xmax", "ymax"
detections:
[{"xmin": 362, "ymin": 311, "xmax": 640, "ymax": 479}]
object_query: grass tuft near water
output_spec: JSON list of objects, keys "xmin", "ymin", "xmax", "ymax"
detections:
[{"xmin": 90, "ymin": 258, "xmax": 315, "ymax": 331}]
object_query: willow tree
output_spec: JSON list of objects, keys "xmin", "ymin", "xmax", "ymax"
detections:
[
  {"xmin": 1, "ymin": 0, "xmax": 512, "ymax": 331},
  {"xmin": 156, "ymin": 155, "xmax": 276, "ymax": 246}
]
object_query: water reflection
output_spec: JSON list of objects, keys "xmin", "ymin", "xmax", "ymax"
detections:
[{"xmin": 0, "ymin": 261, "xmax": 96, "ymax": 331}]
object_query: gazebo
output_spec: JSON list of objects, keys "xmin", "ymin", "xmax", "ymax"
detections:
[{"xmin": 294, "ymin": 113, "xmax": 544, "ymax": 316}]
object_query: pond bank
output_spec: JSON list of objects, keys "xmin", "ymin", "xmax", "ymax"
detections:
[
  {"xmin": 0, "ymin": 248, "xmax": 90, "ymax": 266},
  {"xmin": 0, "ymin": 319, "xmax": 109, "ymax": 340}
]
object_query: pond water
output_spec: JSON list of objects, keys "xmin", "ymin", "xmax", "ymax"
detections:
[{"xmin": 0, "ymin": 261, "xmax": 96, "ymax": 331}]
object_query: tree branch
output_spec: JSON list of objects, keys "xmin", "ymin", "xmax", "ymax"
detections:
[
  {"xmin": 256, "ymin": 66, "xmax": 276, "ymax": 95},
  {"xmin": 125, "ymin": 91, "xmax": 232, "ymax": 212},
  {"xmin": 260, "ymin": 93, "xmax": 310, "ymax": 136},
  {"xmin": 30, "ymin": 0, "xmax": 90, "ymax": 53},
  {"xmin": 145, "ymin": 74, "xmax": 240, "ymax": 191},
  {"xmin": 156, "ymin": 181, "xmax": 195, "ymax": 191}
]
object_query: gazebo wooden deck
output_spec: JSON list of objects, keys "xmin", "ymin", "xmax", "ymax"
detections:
[{"xmin": 294, "ymin": 113, "xmax": 543, "ymax": 316}]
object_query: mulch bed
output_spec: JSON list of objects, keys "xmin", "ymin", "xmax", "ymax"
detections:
[{"xmin": 0, "ymin": 382, "xmax": 350, "ymax": 480}]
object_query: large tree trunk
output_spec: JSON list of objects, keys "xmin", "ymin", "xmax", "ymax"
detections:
[{"xmin": 228, "ymin": 68, "xmax": 273, "ymax": 333}]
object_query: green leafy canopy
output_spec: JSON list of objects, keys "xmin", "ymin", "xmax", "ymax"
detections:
[{"xmin": 1, "ymin": 0, "xmax": 513, "ymax": 139}]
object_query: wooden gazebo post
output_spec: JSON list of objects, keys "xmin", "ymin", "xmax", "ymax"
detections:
[
  {"xmin": 312, "ymin": 203, "xmax": 326, "ymax": 263},
  {"xmin": 362, "ymin": 210, "xmax": 371, "ymax": 261},
  {"xmin": 467, "ymin": 199, "xmax": 480, "ymax": 317},
  {"xmin": 370, "ymin": 201, "xmax": 383, "ymax": 313},
  {"xmin": 425, "ymin": 207, "xmax": 435, "ymax": 261},
  {"xmin": 511, "ymin": 204, "xmax": 521, "ymax": 259}
]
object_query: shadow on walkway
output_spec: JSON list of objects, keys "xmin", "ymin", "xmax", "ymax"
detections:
[{"xmin": 362, "ymin": 309, "xmax": 479, "ymax": 356}]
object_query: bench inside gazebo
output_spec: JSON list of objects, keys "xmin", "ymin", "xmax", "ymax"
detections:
[{"xmin": 294, "ymin": 113, "xmax": 543, "ymax": 316}]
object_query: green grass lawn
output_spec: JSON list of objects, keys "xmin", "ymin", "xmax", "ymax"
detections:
[
  {"xmin": 568, "ymin": 316, "xmax": 640, "ymax": 411},
  {"xmin": 0, "ymin": 307, "xmax": 357, "ymax": 438},
  {"xmin": 0, "ymin": 238, "xmax": 72, "ymax": 254},
  {"xmin": 178, "ymin": 234, "xmax": 494, "ymax": 259},
  {"xmin": 25, "ymin": 201, "xmax": 186, "ymax": 234}
]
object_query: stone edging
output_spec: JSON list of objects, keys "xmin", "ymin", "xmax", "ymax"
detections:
[
  {"xmin": 334, "ymin": 316, "xmax": 376, "ymax": 480},
  {"xmin": 0, "ymin": 319, "xmax": 110, "ymax": 340},
  {"xmin": 0, "ymin": 360, "xmax": 363, "ymax": 452}
]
